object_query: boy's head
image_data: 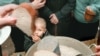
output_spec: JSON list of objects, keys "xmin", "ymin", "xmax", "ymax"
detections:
[{"xmin": 33, "ymin": 17, "xmax": 46, "ymax": 37}]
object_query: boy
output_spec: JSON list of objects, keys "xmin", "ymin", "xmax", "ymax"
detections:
[{"xmin": 24, "ymin": 17, "xmax": 49, "ymax": 51}]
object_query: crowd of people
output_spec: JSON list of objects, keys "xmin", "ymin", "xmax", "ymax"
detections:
[{"xmin": 0, "ymin": 0, "xmax": 100, "ymax": 56}]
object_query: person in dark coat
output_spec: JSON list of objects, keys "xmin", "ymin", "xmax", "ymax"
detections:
[{"xmin": 39, "ymin": 0, "xmax": 76, "ymax": 36}]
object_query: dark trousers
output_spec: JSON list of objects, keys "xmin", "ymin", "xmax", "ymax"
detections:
[
  {"xmin": 68, "ymin": 17, "xmax": 99, "ymax": 41},
  {"xmin": 11, "ymin": 27, "xmax": 25, "ymax": 52}
]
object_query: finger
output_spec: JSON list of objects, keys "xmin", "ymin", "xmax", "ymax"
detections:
[
  {"xmin": 1, "ymin": 9, "xmax": 13, "ymax": 17},
  {"xmin": 51, "ymin": 17, "xmax": 57, "ymax": 24},
  {"xmin": 96, "ymin": 46, "xmax": 100, "ymax": 52},
  {"xmin": 50, "ymin": 19, "xmax": 52, "ymax": 23},
  {"xmin": 56, "ymin": 19, "xmax": 59, "ymax": 24},
  {"xmin": 96, "ymin": 46, "xmax": 100, "ymax": 49},
  {"xmin": 4, "ymin": 4, "xmax": 18, "ymax": 10},
  {"xmin": 50, "ymin": 18, "xmax": 54, "ymax": 24},
  {"xmin": 51, "ymin": 19, "xmax": 57, "ymax": 24},
  {"xmin": 52, "ymin": 17, "xmax": 57, "ymax": 24},
  {"xmin": 1, "ymin": 4, "xmax": 18, "ymax": 17},
  {"xmin": 54, "ymin": 20, "xmax": 58, "ymax": 24},
  {"xmin": 95, "ymin": 52, "xmax": 100, "ymax": 56},
  {"xmin": 55, "ymin": 21, "xmax": 58, "ymax": 24}
]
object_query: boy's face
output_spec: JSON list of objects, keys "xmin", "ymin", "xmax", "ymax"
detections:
[{"xmin": 33, "ymin": 23, "xmax": 46, "ymax": 37}]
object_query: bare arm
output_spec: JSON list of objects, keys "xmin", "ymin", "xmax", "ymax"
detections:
[{"xmin": 0, "ymin": 4, "xmax": 18, "ymax": 28}]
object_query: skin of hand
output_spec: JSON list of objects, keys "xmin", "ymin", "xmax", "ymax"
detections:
[
  {"xmin": 0, "ymin": 4, "xmax": 18, "ymax": 28},
  {"xmin": 0, "ymin": 4, "xmax": 18, "ymax": 17},
  {"xmin": 86, "ymin": 6, "xmax": 95, "ymax": 15},
  {"xmin": 31, "ymin": 34, "xmax": 41, "ymax": 42},
  {"xmin": 0, "ymin": 15, "xmax": 16, "ymax": 28},
  {"xmin": 49, "ymin": 14, "xmax": 59, "ymax": 24},
  {"xmin": 95, "ymin": 46, "xmax": 100, "ymax": 56},
  {"xmin": 31, "ymin": 0, "xmax": 46, "ymax": 9},
  {"xmin": 84, "ymin": 6, "xmax": 95, "ymax": 22}
]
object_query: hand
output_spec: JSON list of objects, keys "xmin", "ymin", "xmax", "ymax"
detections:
[
  {"xmin": 95, "ymin": 45, "xmax": 100, "ymax": 56},
  {"xmin": 49, "ymin": 14, "xmax": 59, "ymax": 24},
  {"xmin": 86, "ymin": 6, "xmax": 95, "ymax": 15},
  {"xmin": 0, "ymin": 4, "xmax": 17, "ymax": 28},
  {"xmin": 32, "ymin": 0, "xmax": 46, "ymax": 9},
  {"xmin": 0, "ymin": 15, "xmax": 16, "ymax": 28},
  {"xmin": 31, "ymin": 35, "xmax": 41, "ymax": 42},
  {"xmin": 84, "ymin": 6, "xmax": 95, "ymax": 22},
  {"xmin": 0, "ymin": 4, "xmax": 18, "ymax": 17}
]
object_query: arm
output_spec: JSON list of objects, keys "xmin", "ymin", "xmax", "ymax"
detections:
[
  {"xmin": 0, "ymin": 4, "xmax": 18, "ymax": 17},
  {"xmin": 0, "ymin": 16, "xmax": 16, "ymax": 28},
  {"xmin": 0, "ymin": 4, "xmax": 18, "ymax": 28}
]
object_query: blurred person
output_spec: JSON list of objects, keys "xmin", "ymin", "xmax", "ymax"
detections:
[{"xmin": 39, "ymin": 0, "xmax": 76, "ymax": 36}]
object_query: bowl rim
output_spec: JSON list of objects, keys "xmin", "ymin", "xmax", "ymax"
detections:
[
  {"xmin": 25, "ymin": 36, "xmax": 94, "ymax": 56},
  {"xmin": 0, "ymin": 26, "xmax": 11, "ymax": 45}
]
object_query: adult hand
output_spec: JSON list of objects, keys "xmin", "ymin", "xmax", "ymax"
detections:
[
  {"xmin": 32, "ymin": 0, "xmax": 46, "ymax": 9},
  {"xmin": 49, "ymin": 14, "xmax": 59, "ymax": 24},
  {"xmin": 0, "ymin": 4, "xmax": 18, "ymax": 28},
  {"xmin": 84, "ymin": 6, "xmax": 95, "ymax": 22},
  {"xmin": 0, "ymin": 15, "xmax": 16, "ymax": 28},
  {"xmin": 95, "ymin": 45, "xmax": 100, "ymax": 56},
  {"xmin": 0, "ymin": 4, "xmax": 18, "ymax": 17}
]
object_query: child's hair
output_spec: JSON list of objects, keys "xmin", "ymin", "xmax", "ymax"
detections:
[{"xmin": 35, "ymin": 17, "xmax": 46, "ymax": 29}]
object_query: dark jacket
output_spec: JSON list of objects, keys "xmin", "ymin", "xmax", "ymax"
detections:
[{"xmin": 39, "ymin": 0, "xmax": 76, "ymax": 36}]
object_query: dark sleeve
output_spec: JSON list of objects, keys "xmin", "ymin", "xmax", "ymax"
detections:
[
  {"xmin": 55, "ymin": 0, "xmax": 76, "ymax": 19},
  {"xmin": 39, "ymin": 6, "xmax": 53, "ymax": 18},
  {"xmin": 24, "ymin": 36, "xmax": 34, "ymax": 52}
]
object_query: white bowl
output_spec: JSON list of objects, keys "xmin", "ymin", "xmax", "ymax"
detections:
[
  {"xmin": 26, "ymin": 36, "xmax": 94, "ymax": 56},
  {"xmin": 0, "ymin": 26, "xmax": 11, "ymax": 45}
]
